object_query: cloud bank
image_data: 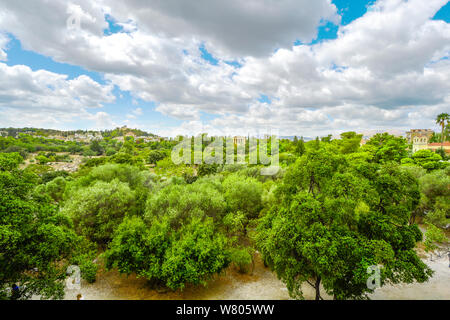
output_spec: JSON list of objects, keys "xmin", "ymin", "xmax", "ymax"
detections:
[{"xmin": 0, "ymin": 0, "xmax": 448, "ymax": 136}]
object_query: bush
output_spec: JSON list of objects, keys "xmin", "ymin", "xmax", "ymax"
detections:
[
  {"xmin": 69, "ymin": 237, "xmax": 99, "ymax": 283},
  {"xmin": 106, "ymin": 148, "xmax": 117, "ymax": 156},
  {"xmin": 222, "ymin": 174, "xmax": 263, "ymax": 219},
  {"xmin": 412, "ymin": 149, "xmax": 446, "ymax": 171},
  {"xmin": 79, "ymin": 258, "xmax": 98, "ymax": 283},
  {"xmin": 61, "ymin": 179, "xmax": 135, "ymax": 244},
  {"xmin": 81, "ymin": 157, "xmax": 107, "ymax": 168},
  {"xmin": 41, "ymin": 170, "xmax": 70, "ymax": 184},
  {"xmin": 229, "ymin": 247, "xmax": 253, "ymax": 273},
  {"xmin": 105, "ymin": 216, "xmax": 230, "ymax": 290},
  {"xmin": 40, "ymin": 176, "xmax": 67, "ymax": 202},
  {"xmin": 3, "ymin": 145, "xmax": 28, "ymax": 159},
  {"xmin": 146, "ymin": 179, "xmax": 226, "ymax": 226},
  {"xmin": 0, "ymin": 152, "xmax": 23, "ymax": 171},
  {"xmin": 425, "ymin": 210, "xmax": 450, "ymax": 229},
  {"xmin": 148, "ymin": 150, "xmax": 166, "ymax": 165},
  {"xmin": 198, "ymin": 164, "xmax": 219, "ymax": 177},
  {"xmin": 36, "ymin": 155, "xmax": 50, "ymax": 164},
  {"xmin": 83, "ymin": 148, "xmax": 96, "ymax": 157},
  {"xmin": 424, "ymin": 224, "xmax": 447, "ymax": 252}
]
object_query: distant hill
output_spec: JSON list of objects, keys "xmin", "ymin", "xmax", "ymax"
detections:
[{"xmin": 0, "ymin": 127, "xmax": 158, "ymax": 138}]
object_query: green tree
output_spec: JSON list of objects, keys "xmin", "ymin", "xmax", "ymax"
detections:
[
  {"xmin": 2, "ymin": 145, "xmax": 28, "ymax": 159},
  {"xmin": 0, "ymin": 168, "xmax": 91, "ymax": 299},
  {"xmin": 222, "ymin": 174, "xmax": 263, "ymax": 220},
  {"xmin": 365, "ymin": 133, "xmax": 408, "ymax": 163},
  {"xmin": 414, "ymin": 169, "xmax": 450, "ymax": 224},
  {"xmin": 146, "ymin": 178, "xmax": 226, "ymax": 226},
  {"xmin": 106, "ymin": 185, "xmax": 231, "ymax": 290},
  {"xmin": 90, "ymin": 140, "xmax": 105, "ymax": 156},
  {"xmin": 0, "ymin": 153, "xmax": 23, "ymax": 171},
  {"xmin": 295, "ymin": 137, "xmax": 306, "ymax": 156},
  {"xmin": 435, "ymin": 113, "xmax": 449, "ymax": 149},
  {"xmin": 35, "ymin": 176, "xmax": 67, "ymax": 203},
  {"xmin": 198, "ymin": 163, "xmax": 219, "ymax": 177},
  {"xmin": 61, "ymin": 179, "xmax": 136, "ymax": 244},
  {"xmin": 337, "ymin": 132, "xmax": 363, "ymax": 154},
  {"xmin": 403, "ymin": 149, "xmax": 446, "ymax": 171},
  {"xmin": 255, "ymin": 149, "xmax": 432, "ymax": 300},
  {"xmin": 321, "ymin": 134, "xmax": 332, "ymax": 143},
  {"xmin": 148, "ymin": 150, "xmax": 166, "ymax": 165},
  {"xmin": 424, "ymin": 224, "xmax": 448, "ymax": 253}
]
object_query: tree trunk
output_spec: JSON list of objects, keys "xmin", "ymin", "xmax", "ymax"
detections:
[{"xmin": 315, "ymin": 277, "xmax": 322, "ymax": 301}]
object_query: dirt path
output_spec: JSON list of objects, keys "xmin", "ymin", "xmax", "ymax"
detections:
[
  {"xmin": 62, "ymin": 253, "xmax": 449, "ymax": 300},
  {"xmin": 64, "ymin": 256, "xmax": 291, "ymax": 300},
  {"xmin": 370, "ymin": 254, "xmax": 450, "ymax": 300}
]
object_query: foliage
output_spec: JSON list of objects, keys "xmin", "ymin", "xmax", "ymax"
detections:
[
  {"xmin": 0, "ymin": 152, "xmax": 23, "ymax": 171},
  {"xmin": 424, "ymin": 224, "xmax": 448, "ymax": 252},
  {"xmin": 41, "ymin": 170, "xmax": 70, "ymax": 184},
  {"xmin": 415, "ymin": 169, "xmax": 450, "ymax": 219},
  {"xmin": 402, "ymin": 149, "xmax": 446, "ymax": 171},
  {"xmin": 294, "ymin": 137, "xmax": 306, "ymax": 156},
  {"xmin": 364, "ymin": 133, "xmax": 408, "ymax": 163},
  {"xmin": 198, "ymin": 164, "xmax": 219, "ymax": 177},
  {"xmin": 435, "ymin": 113, "xmax": 449, "ymax": 144},
  {"xmin": 229, "ymin": 247, "xmax": 253, "ymax": 274},
  {"xmin": 255, "ymin": 148, "xmax": 432, "ymax": 300},
  {"xmin": 2, "ymin": 145, "xmax": 28, "ymax": 159},
  {"xmin": 146, "ymin": 178, "xmax": 226, "ymax": 226},
  {"xmin": 425, "ymin": 210, "xmax": 450, "ymax": 229},
  {"xmin": 148, "ymin": 150, "xmax": 166, "ymax": 165},
  {"xmin": 89, "ymin": 140, "xmax": 105, "ymax": 156},
  {"xmin": 35, "ymin": 176, "xmax": 67, "ymax": 203},
  {"xmin": 2, "ymin": 125, "xmax": 447, "ymax": 299},
  {"xmin": 105, "ymin": 215, "xmax": 230, "ymax": 290},
  {"xmin": 336, "ymin": 132, "xmax": 363, "ymax": 154},
  {"xmin": 0, "ymin": 168, "xmax": 88, "ymax": 299},
  {"xmin": 61, "ymin": 179, "xmax": 136, "ymax": 244},
  {"xmin": 222, "ymin": 174, "xmax": 263, "ymax": 220}
]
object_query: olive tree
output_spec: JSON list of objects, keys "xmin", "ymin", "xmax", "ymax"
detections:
[
  {"xmin": 256, "ymin": 148, "xmax": 432, "ymax": 300},
  {"xmin": 61, "ymin": 179, "xmax": 135, "ymax": 244}
]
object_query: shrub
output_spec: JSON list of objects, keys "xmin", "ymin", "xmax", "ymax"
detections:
[
  {"xmin": 61, "ymin": 179, "xmax": 135, "ymax": 244},
  {"xmin": 229, "ymin": 247, "xmax": 253, "ymax": 274},
  {"xmin": 105, "ymin": 216, "xmax": 230, "ymax": 290},
  {"xmin": 0, "ymin": 152, "xmax": 23, "ymax": 171},
  {"xmin": 222, "ymin": 174, "xmax": 263, "ymax": 220}
]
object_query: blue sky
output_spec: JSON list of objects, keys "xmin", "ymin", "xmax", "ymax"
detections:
[{"xmin": 0, "ymin": 0, "xmax": 449, "ymax": 137}]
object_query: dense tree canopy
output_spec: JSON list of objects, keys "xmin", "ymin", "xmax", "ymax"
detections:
[
  {"xmin": 364, "ymin": 133, "xmax": 408, "ymax": 163},
  {"xmin": 0, "ymin": 161, "xmax": 95, "ymax": 299},
  {"xmin": 61, "ymin": 179, "xmax": 136, "ymax": 244},
  {"xmin": 105, "ymin": 178, "xmax": 234, "ymax": 290},
  {"xmin": 1, "ymin": 124, "xmax": 447, "ymax": 300},
  {"xmin": 255, "ymin": 147, "xmax": 432, "ymax": 300}
]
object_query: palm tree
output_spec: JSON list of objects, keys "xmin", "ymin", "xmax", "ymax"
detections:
[{"xmin": 436, "ymin": 113, "xmax": 450, "ymax": 150}]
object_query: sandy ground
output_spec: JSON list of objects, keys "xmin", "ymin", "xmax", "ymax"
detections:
[
  {"xmin": 61, "ymin": 252, "xmax": 449, "ymax": 301},
  {"xmin": 370, "ymin": 254, "xmax": 450, "ymax": 300},
  {"xmin": 63, "ymin": 256, "xmax": 291, "ymax": 300}
]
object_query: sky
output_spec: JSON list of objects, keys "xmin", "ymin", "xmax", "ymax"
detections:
[{"xmin": 0, "ymin": 0, "xmax": 449, "ymax": 138}]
